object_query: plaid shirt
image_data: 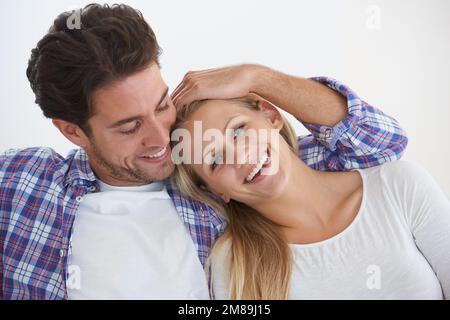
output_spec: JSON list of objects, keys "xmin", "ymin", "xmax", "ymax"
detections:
[{"xmin": 0, "ymin": 77, "xmax": 408, "ymax": 299}]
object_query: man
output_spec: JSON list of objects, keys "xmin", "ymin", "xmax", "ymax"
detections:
[{"xmin": 0, "ymin": 4, "xmax": 407, "ymax": 299}]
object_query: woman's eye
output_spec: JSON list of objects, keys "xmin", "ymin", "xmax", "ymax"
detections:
[
  {"xmin": 233, "ymin": 125, "xmax": 245, "ymax": 139},
  {"xmin": 211, "ymin": 154, "xmax": 223, "ymax": 171}
]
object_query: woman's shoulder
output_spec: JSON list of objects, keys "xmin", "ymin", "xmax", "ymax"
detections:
[
  {"xmin": 358, "ymin": 161, "xmax": 443, "ymax": 210},
  {"xmin": 209, "ymin": 236, "xmax": 232, "ymax": 266},
  {"xmin": 208, "ymin": 235, "xmax": 232, "ymax": 275},
  {"xmin": 208, "ymin": 236, "xmax": 232, "ymax": 299},
  {"xmin": 359, "ymin": 160, "xmax": 432, "ymax": 187}
]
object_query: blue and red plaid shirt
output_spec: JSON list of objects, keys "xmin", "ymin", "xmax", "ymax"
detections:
[{"xmin": 0, "ymin": 78, "xmax": 408, "ymax": 299}]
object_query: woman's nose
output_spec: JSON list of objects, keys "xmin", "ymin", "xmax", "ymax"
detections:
[{"xmin": 234, "ymin": 143, "xmax": 256, "ymax": 169}]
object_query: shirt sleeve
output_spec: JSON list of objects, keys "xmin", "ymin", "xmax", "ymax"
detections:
[
  {"xmin": 298, "ymin": 77, "xmax": 408, "ymax": 171},
  {"xmin": 385, "ymin": 161, "xmax": 450, "ymax": 299}
]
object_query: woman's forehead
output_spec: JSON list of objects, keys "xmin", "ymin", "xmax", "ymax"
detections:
[{"xmin": 185, "ymin": 101, "xmax": 252, "ymax": 128}]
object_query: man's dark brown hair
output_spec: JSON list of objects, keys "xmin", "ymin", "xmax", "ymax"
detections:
[{"xmin": 26, "ymin": 3, "xmax": 161, "ymax": 135}]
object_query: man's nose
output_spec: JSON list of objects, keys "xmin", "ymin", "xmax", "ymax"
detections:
[{"xmin": 142, "ymin": 121, "xmax": 170, "ymax": 148}]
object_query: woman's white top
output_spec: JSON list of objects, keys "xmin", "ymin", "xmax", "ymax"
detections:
[{"xmin": 211, "ymin": 161, "xmax": 450, "ymax": 299}]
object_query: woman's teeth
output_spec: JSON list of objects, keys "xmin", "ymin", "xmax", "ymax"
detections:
[
  {"xmin": 245, "ymin": 152, "xmax": 269, "ymax": 182},
  {"xmin": 142, "ymin": 146, "xmax": 167, "ymax": 158}
]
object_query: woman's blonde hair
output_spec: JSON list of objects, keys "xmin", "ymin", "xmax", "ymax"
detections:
[{"xmin": 172, "ymin": 95, "xmax": 298, "ymax": 299}]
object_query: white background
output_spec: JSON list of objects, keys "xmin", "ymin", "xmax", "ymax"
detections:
[{"xmin": 0, "ymin": 0, "xmax": 449, "ymax": 196}]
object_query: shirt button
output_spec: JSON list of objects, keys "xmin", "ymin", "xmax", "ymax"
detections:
[
  {"xmin": 76, "ymin": 196, "xmax": 83, "ymax": 203},
  {"xmin": 88, "ymin": 186, "xmax": 96, "ymax": 192},
  {"xmin": 60, "ymin": 249, "xmax": 65, "ymax": 258}
]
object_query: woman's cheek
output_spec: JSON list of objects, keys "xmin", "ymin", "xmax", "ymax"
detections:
[{"xmin": 219, "ymin": 169, "xmax": 240, "ymax": 192}]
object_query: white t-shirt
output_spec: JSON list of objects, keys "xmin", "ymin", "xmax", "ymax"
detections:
[
  {"xmin": 211, "ymin": 161, "xmax": 450, "ymax": 300},
  {"xmin": 67, "ymin": 180, "xmax": 210, "ymax": 300}
]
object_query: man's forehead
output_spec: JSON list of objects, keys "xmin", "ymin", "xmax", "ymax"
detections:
[{"xmin": 91, "ymin": 71, "xmax": 167, "ymax": 120}]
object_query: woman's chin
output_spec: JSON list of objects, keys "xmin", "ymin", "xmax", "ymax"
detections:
[{"xmin": 242, "ymin": 166, "xmax": 288, "ymax": 202}]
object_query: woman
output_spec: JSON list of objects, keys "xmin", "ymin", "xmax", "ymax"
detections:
[{"xmin": 172, "ymin": 95, "xmax": 450, "ymax": 300}]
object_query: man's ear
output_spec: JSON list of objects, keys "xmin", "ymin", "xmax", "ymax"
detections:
[
  {"xmin": 52, "ymin": 119, "xmax": 90, "ymax": 148},
  {"xmin": 257, "ymin": 99, "xmax": 283, "ymax": 130}
]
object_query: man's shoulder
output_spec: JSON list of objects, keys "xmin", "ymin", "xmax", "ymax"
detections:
[
  {"xmin": 1, "ymin": 146, "xmax": 64, "ymax": 166},
  {"xmin": 2, "ymin": 146, "xmax": 61, "ymax": 158},
  {"xmin": 0, "ymin": 147, "xmax": 71, "ymax": 180}
]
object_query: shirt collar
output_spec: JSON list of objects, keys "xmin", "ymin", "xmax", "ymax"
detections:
[{"xmin": 63, "ymin": 148, "xmax": 97, "ymax": 187}]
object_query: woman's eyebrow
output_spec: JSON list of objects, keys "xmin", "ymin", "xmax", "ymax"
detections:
[{"xmin": 222, "ymin": 114, "xmax": 242, "ymax": 133}]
